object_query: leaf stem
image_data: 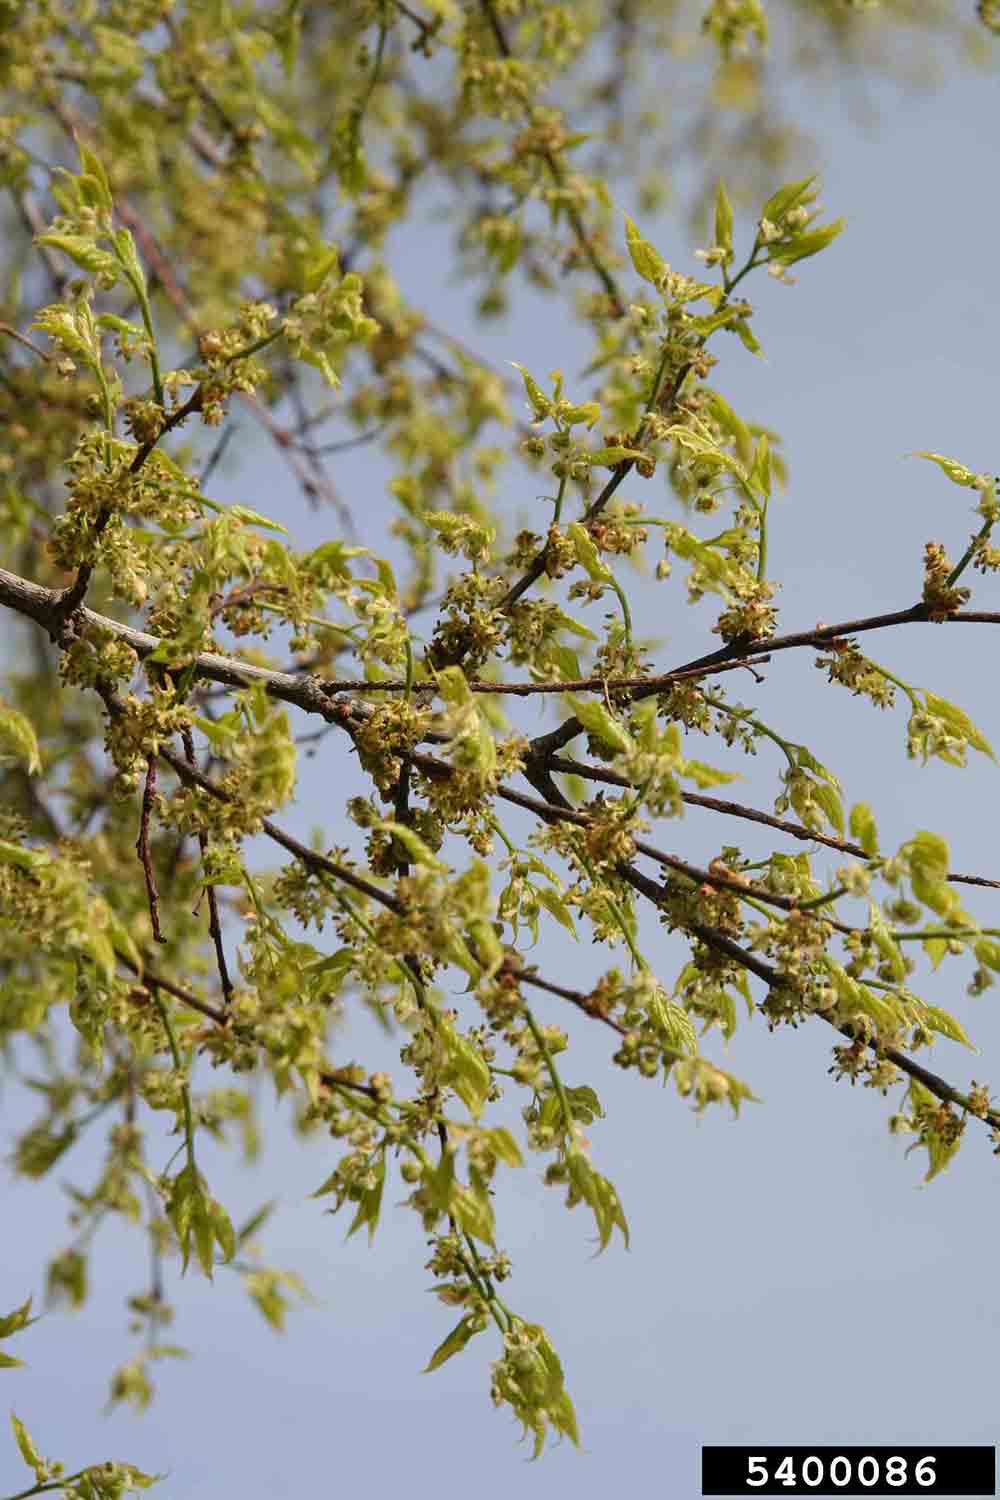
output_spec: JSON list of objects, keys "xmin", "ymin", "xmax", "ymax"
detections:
[
  {"xmin": 149, "ymin": 992, "xmax": 197, "ymax": 1178},
  {"xmin": 3, "ymin": 1472, "xmax": 90, "ymax": 1500},
  {"xmin": 552, "ymin": 472, "xmax": 568, "ymax": 526},
  {"xmin": 892, "ymin": 926, "xmax": 1000, "ymax": 942},
  {"xmin": 756, "ymin": 492, "xmax": 770, "ymax": 582},
  {"xmin": 709, "ymin": 697, "xmax": 797, "ymax": 768},
  {"xmin": 947, "ymin": 515, "xmax": 994, "ymax": 589},
  {"xmin": 523, "ymin": 1005, "xmax": 576, "ymax": 1145},
  {"xmin": 462, "ymin": 1233, "xmax": 513, "ymax": 1331},
  {"xmin": 403, "ymin": 635, "xmax": 414, "ymax": 703}
]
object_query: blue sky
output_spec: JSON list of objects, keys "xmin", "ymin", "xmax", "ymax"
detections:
[{"xmin": 5, "ymin": 36, "xmax": 1000, "ymax": 1500}]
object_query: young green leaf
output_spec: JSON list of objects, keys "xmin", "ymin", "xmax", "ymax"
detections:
[
  {"xmin": 624, "ymin": 216, "xmax": 668, "ymax": 287},
  {"xmin": 442, "ymin": 1024, "xmax": 492, "ymax": 1118},
  {"xmin": 0, "ymin": 1297, "xmax": 38, "ymax": 1340},
  {"xmin": 10, "ymin": 1413, "xmax": 44, "ymax": 1477},
  {"xmin": 565, "ymin": 1152, "xmax": 629, "ymax": 1251},
  {"xmin": 767, "ymin": 219, "xmax": 845, "ymax": 265},
  {"xmin": 0, "ymin": 699, "xmax": 41, "ymax": 774},
  {"xmin": 74, "ymin": 136, "xmax": 114, "ymax": 214},
  {"xmin": 449, "ymin": 1181, "xmax": 495, "ymax": 1245},
  {"xmin": 383, "ymin": 820, "xmax": 449, "ymax": 871},
  {"xmin": 849, "ymin": 802, "xmax": 880, "ymax": 856},
  {"xmin": 485, "ymin": 1126, "xmax": 524, "ymax": 1167},
  {"xmin": 912, "ymin": 451, "xmax": 982, "ymax": 488},
  {"xmin": 567, "ymin": 521, "xmax": 613, "ymax": 582},
  {"xmin": 535, "ymin": 884, "xmax": 578, "ymax": 939},
  {"xmin": 423, "ymin": 1313, "xmax": 482, "ymax": 1372},
  {"xmin": 566, "ymin": 695, "xmax": 634, "ymax": 754},
  {"xmin": 714, "ymin": 178, "xmax": 734, "ymax": 259},
  {"xmin": 347, "ymin": 1152, "xmax": 386, "ymax": 1243},
  {"xmin": 760, "ymin": 175, "xmax": 818, "ymax": 224},
  {"xmin": 921, "ymin": 1003, "xmax": 975, "ymax": 1050},
  {"xmin": 510, "ymin": 362, "xmax": 552, "ymax": 421},
  {"xmin": 35, "ymin": 233, "xmax": 117, "ymax": 277},
  {"xmin": 924, "ymin": 691, "xmax": 996, "ymax": 762}
]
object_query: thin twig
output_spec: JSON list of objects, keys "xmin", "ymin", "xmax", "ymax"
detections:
[
  {"xmin": 153, "ymin": 734, "xmax": 404, "ymax": 916},
  {"xmin": 526, "ymin": 603, "xmax": 950, "ymax": 762},
  {"xmin": 125, "ymin": 954, "xmax": 228, "ymax": 1028},
  {"xmin": 317, "ymin": 653, "xmax": 771, "ymax": 696},
  {"xmin": 182, "ymin": 727, "xmax": 234, "ymax": 1007},
  {"xmin": 476, "ymin": 0, "xmax": 625, "ymax": 316},
  {"xmin": 0, "ymin": 322, "xmax": 52, "ymax": 361},
  {"xmin": 136, "ymin": 754, "xmax": 166, "ymax": 943},
  {"xmin": 503, "ymin": 958, "xmax": 626, "ymax": 1036},
  {"xmin": 199, "ymin": 422, "xmax": 238, "ymax": 486}
]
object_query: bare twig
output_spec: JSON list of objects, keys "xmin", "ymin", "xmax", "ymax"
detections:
[
  {"xmin": 502, "ymin": 957, "xmax": 627, "ymax": 1036},
  {"xmin": 123, "ymin": 954, "xmax": 228, "ymax": 1028},
  {"xmin": 136, "ymin": 754, "xmax": 166, "ymax": 943},
  {"xmin": 0, "ymin": 322, "xmax": 52, "ymax": 361},
  {"xmin": 181, "ymin": 727, "xmax": 234, "ymax": 1007},
  {"xmin": 526, "ymin": 603, "xmax": 950, "ymax": 763},
  {"xmin": 163, "ymin": 750, "xmax": 402, "ymax": 913},
  {"xmin": 476, "ymin": 0, "xmax": 625, "ymax": 316},
  {"xmin": 318, "ymin": 652, "xmax": 771, "ymax": 697}
]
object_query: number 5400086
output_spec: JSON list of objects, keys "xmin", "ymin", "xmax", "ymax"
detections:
[{"xmin": 746, "ymin": 1454, "xmax": 937, "ymax": 1489}]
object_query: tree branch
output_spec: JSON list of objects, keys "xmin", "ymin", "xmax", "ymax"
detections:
[
  {"xmin": 9, "ymin": 566, "xmax": 995, "ymax": 1148},
  {"xmin": 476, "ymin": 0, "xmax": 627, "ymax": 318},
  {"xmin": 488, "ymin": 779, "xmax": 833, "ymax": 921},
  {"xmin": 314, "ymin": 652, "xmax": 770, "ymax": 697},
  {"xmin": 544, "ymin": 754, "xmax": 1000, "ymax": 892},
  {"xmin": 136, "ymin": 753, "xmax": 166, "ymax": 943},
  {"xmin": 613, "ymin": 863, "xmax": 1000, "ymax": 1134},
  {"xmin": 181, "ymin": 725, "xmax": 235, "ymax": 1007},
  {"xmin": 155, "ymin": 737, "xmax": 404, "ymax": 915},
  {"xmin": 524, "ymin": 599, "xmax": 1000, "ymax": 766},
  {"xmin": 4, "ymin": 559, "xmax": 998, "ymax": 900},
  {"xmin": 501, "ymin": 957, "xmax": 627, "ymax": 1036}
]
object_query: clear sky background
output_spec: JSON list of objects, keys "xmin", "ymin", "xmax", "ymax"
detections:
[{"xmin": 5, "ymin": 29, "xmax": 1000, "ymax": 1500}]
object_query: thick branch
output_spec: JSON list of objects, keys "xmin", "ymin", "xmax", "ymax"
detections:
[
  {"xmin": 6, "ymin": 562, "xmax": 1000, "ymax": 739},
  {"xmin": 4, "ymin": 562, "xmax": 999, "ymax": 905},
  {"xmin": 0, "ymin": 563, "xmax": 350, "ymax": 718}
]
